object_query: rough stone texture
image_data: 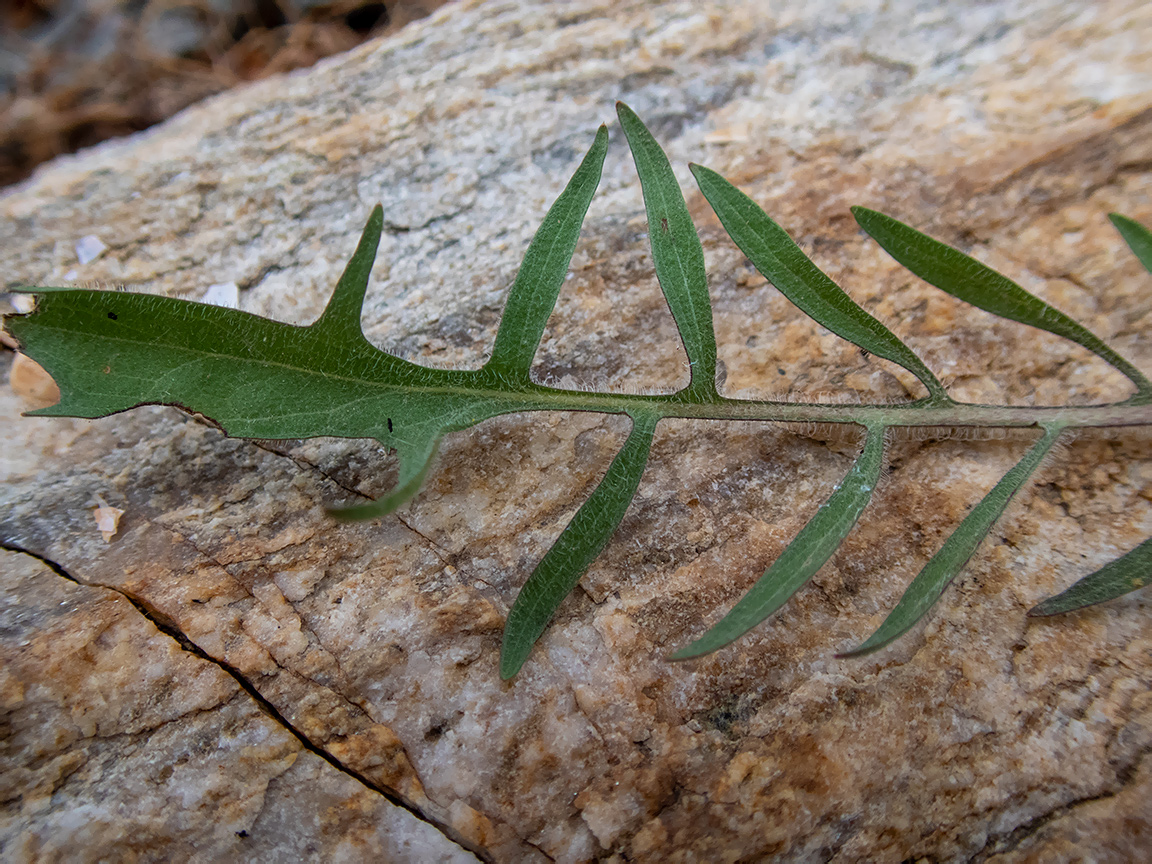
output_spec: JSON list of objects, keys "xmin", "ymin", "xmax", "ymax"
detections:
[
  {"xmin": 2, "ymin": 0, "xmax": 1151, "ymax": 861},
  {"xmin": 0, "ymin": 549, "xmax": 479, "ymax": 863}
]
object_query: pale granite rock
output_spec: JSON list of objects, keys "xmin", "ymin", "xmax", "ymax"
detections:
[{"xmin": 2, "ymin": 0, "xmax": 1151, "ymax": 861}]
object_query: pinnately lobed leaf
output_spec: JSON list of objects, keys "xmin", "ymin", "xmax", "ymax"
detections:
[{"xmin": 6, "ymin": 105, "xmax": 1152, "ymax": 678}]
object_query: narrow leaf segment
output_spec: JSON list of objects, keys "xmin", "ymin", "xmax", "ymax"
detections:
[
  {"xmin": 840, "ymin": 424, "xmax": 1064, "ymax": 657},
  {"xmin": 672, "ymin": 424, "xmax": 886, "ymax": 659},
  {"xmin": 852, "ymin": 206, "xmax": 1152, "ymax": 403},
  {"xmin": 691, "ymin": 165, "xmax": 949, "ymax": 403},
  {"xmin": 328, "ymin": 437, "xmax": 440, "ymax": 520},
  {"xmin": 311, "ymin": 204, "xmax": 385, "ymax": 347},
  {"xmin": 1029, "ymin": 536, "xmax": 1152, "ymax": 617},
  {"xmin": 617, "ymin": 103, "xmax": 719, "ymax": 402},
  {"xmin": 485, "ymin": 126, "xmax": 609, "ymax": 384},
  {"xmin": 500, "ymin": 412, "xmax": 658, "ymax": 679}
]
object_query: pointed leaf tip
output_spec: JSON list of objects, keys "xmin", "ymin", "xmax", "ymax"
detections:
[
  {"xmin": 1109, "ymin": 213, "xmax": 1152, "ymax": 275},
  {"xmin": 311, "ymin": 205, "xmax": 384, "ymax": 343},
  {"xmin": 840, "ymin": 425, "xmax": 1063, "ymax": 658},
  {"xmin": 691, "ymin": 165, "xmax": 948, "ymax": 402},
  {"xmin": 327, "ymin": 435, "xmax": 441, "ymax": 521},
  {"xmin": 672, "ymin": 424, "xmax": 885, "ymax": 660},
  {"xmin": 1028, "ymin": 536, "xmax": 1152, "ymax": 617},
  {"xmin": 500, "ymin": 412, "xmax": 657, "ymax": 679}
]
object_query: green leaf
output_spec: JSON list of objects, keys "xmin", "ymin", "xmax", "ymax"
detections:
[
  {"xmin": 691, "ymin": 165, "xmax": 949, "ymax": 403},
  {"xmin": 852, "ymin": 206, "xmax": 1152, "ymax": 402},
  {"xmin": 840, "ymin": 424, "xmax": 1064, "ymax": 657},
  {"xmin": 500, "ymin": 412, "xmax": 657, "ymax": 679},
  {"xmin": 328, "ymin": 435, "xmax": 440, "ymax": 520},
  {"xmin": 617, "ymin": 102, "xmax": 719, "ymax": 401},
  {"xmin": 8, "ymin": 209, "xmax": 533, "ymax": 516},
  {"xmin": 672, "ymin": 424, "xmax": 886, "ymax": 659},
  {"xmin": 1110, "ymin": 213, "xmax": 1152, "ymax": 274},
  {"xmin": 1028, "ymin": 536, "xmax": 1152, "ymax": 616},
  {"xmin": 8, "ymin": 108, "xmax": 1151, "ymax": 679},
  {"xmin": 485, "ymin": 126, "xmax": 609, "ymax": 384},
  {"xmin": 311, "ymin": 204, "xmax": 386, "ymax": 347}
]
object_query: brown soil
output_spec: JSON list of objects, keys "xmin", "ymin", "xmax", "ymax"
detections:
[{"xmin": 0, "ymin": 0, "xmax": 450, "ymax": 188}]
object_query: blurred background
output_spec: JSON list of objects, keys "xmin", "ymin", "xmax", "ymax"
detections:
[{"xmin": 0, "ymin": 0, "xmax": 450, "ymax": 187}]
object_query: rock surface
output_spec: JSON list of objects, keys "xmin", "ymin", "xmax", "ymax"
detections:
[
  {"xmin": 0, "ymin": 548, "xmax": 479, "ymax": 862},
  {"xmin": 3, "ymin": 0, "xmax": 1151, "ymax": 861}
]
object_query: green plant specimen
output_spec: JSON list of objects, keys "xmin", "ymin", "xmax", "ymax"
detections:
[{"xmin": 6, "ymin": 103, "xmax": 1152, "ymax": 679}]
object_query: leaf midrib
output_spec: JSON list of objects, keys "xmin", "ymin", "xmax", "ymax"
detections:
[{"xmin": 31, "ymin": 312, "xmax": 1152, "ymax": 430}]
